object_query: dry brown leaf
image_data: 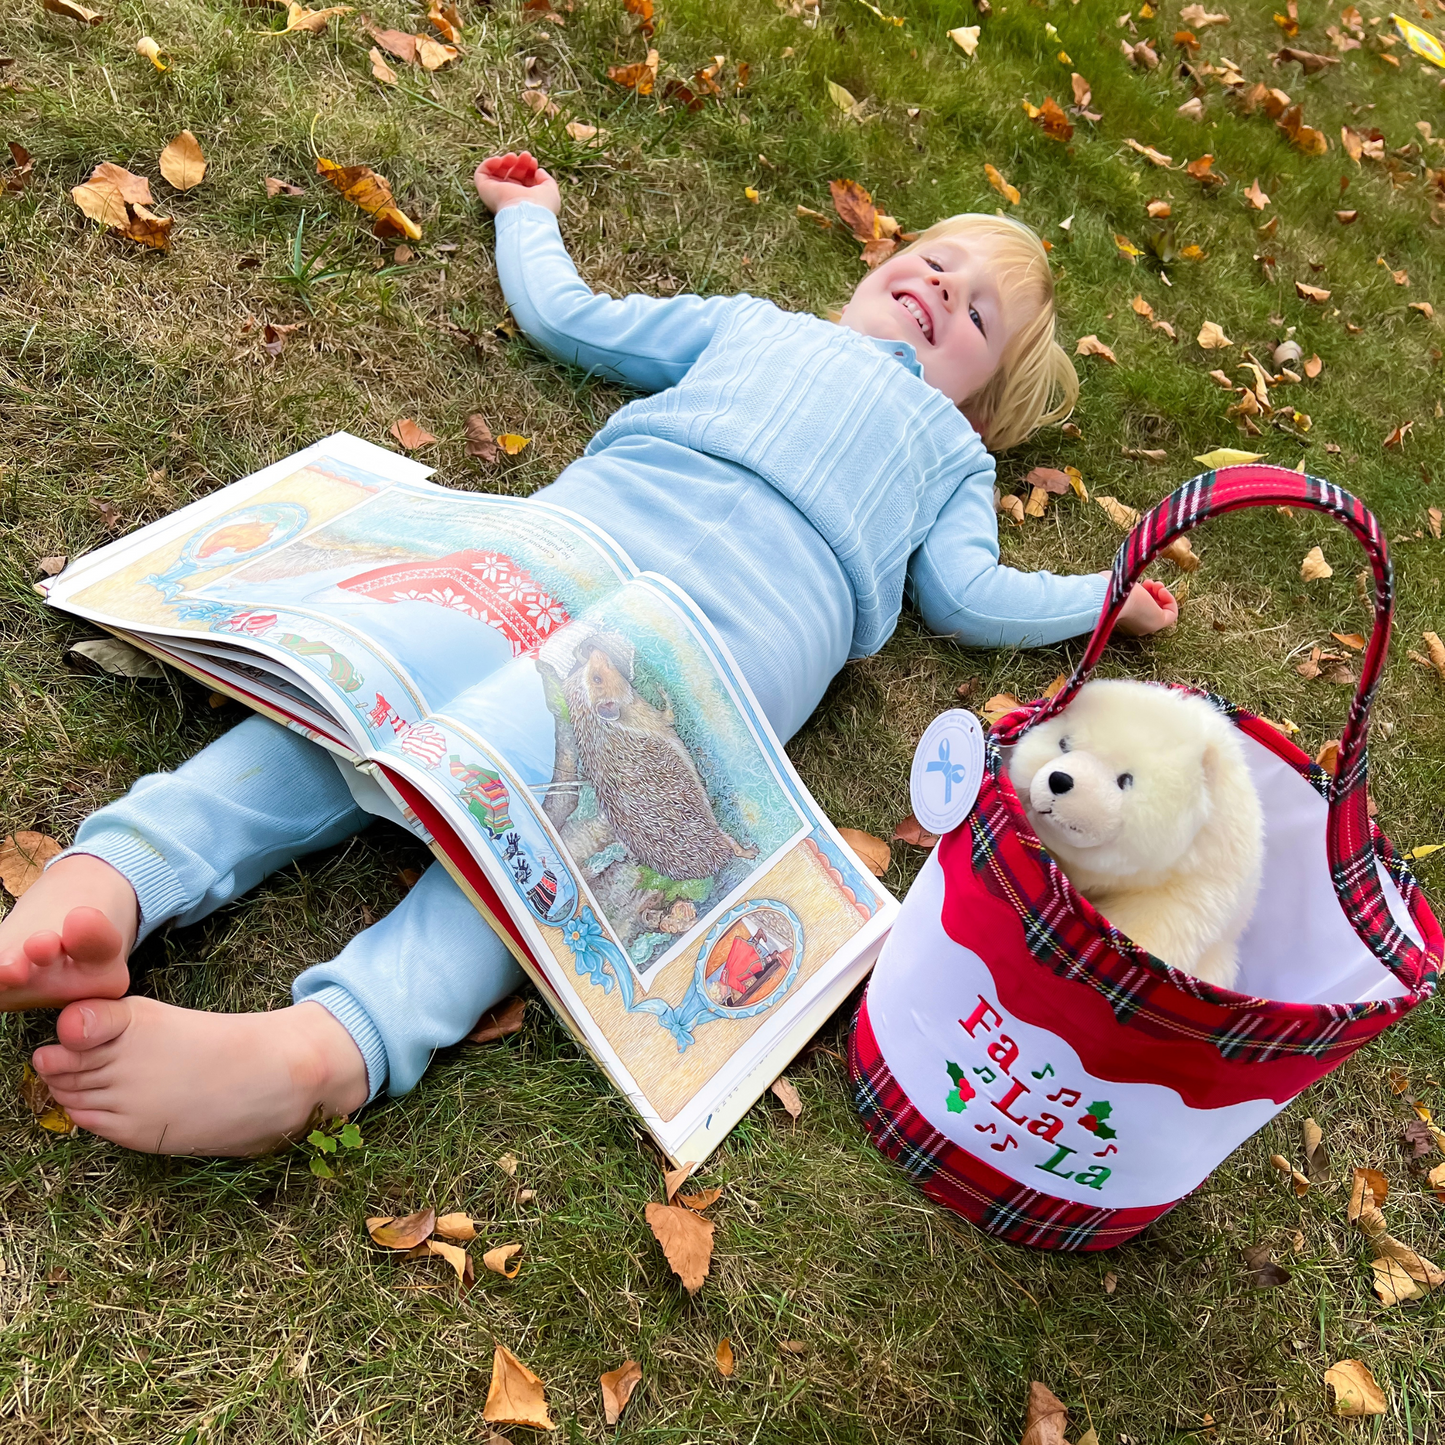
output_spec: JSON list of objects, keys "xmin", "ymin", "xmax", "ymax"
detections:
[
  {"xmin": 1347, "ymin": 1166, "xmax": 1389, "ymax": 1220},
  {"xmin": 1122, "ymin": 447, "xmax": 1168, "ymax": 461},
  {"xmin": 1243, "ymin": 1241, "xmax": 1292, "ymax": 1286},
  {"xmin": 715, "ymin": 1338, "xmax": 736, "ymax": 1376},
  {"xmin": 678, "ymin": 1187, "xmax": 723, "ymax": 1211},
  {"xmin": 607, "ymin": 48, "xmax": 659, "ymax": 94},
  {"xmin": 662, "ymin": 1162, "xmax": 696, "ymax": 1201},
  {"xmin": 1330, "ymin": 631, "xmax": 1365, "ymax": 650},
  {"xmin": 1304, "ymin": 354, "xmax": 1323, "ymax": 378},
  {"xmin": 1020, "ymin": 1381, "xmax": 1069, "ymax": 1445},
  {"xmin": 390, "ymin": 417, "xmax": 437, "ymax": 450},
  {"xmin": 316, "ymin": 157, "xmax": 420, "ymax": 241},
  {"xmin": 1429, "ymin": 508, "xmax": 1442, "ymax": 540},
  {"xmin": 1071, "ymin": 71, "xmax": 1092, "ymax": 107},
  {"xmin": 265, "ymin": 176, "xmax": 304, "ymax": 197},
  {"xmin": 1325, "ymin": 1359, "xmax": 1387, "ymax": 1417},
  {"xmin": 37, "ymin": 555, "xmax": 68, "ymax": 578},
  {"xmin": 1180, "ymin": 2, "xmax": 1229, "ymax": 24},
  {"xmin": 434, "ymin": 1213, "xmax": 477, "ymax": 1242},
  {"xmin": 483, "ymin": 1344, "xmax": 555, "ymax": 1430},
  {"xmin": 368, "ymin": 1208, "xmax": 436, "ymax": 1249},
  {"xmin": 983, "ymin": 692, "xmax": 1022, "ymax": 724},
  {"xmin": 1185, "ymin": 154, "xmax": 1222, "ymax": 185},
  {"xmin": 43, "ymin": 0, "xmax": 106, "ymax": 21},
  {"xmin": 828, "ymin": 177, "xmax": 880, "ymax": 242},
  {"xmin": 70, "ymin": 163, "xmax": 172, "ymax": 250},
  {"xmin": 1277, "ymin": 105, "xmax": 1328, "ymax": 156},
  {"xmin": 498, "ymin": 1152, "xmax": 518, "ymax": 1176},
  {"xmin": 426, "ymin": 1238, "xmax": 474, "ymax": 1288},
  {"xmin": 1270, "ymin": 1152, "xmax": 1310, "ymax": 1195},
  {"xmin": 565, "ymin": 121, "xmax": 605, "ymax": 147},
  {"xmin": 1032, "ymin": 96, "xmax": 1073, "ymax": 143},
  {"xmin": 1025, "ymin": 486, "xmax": 1049, "ymax": 519},
  {"xmin": 365, "ymin": 22, "xmax": 417, "ymax": 62},
  {"xmin": 1096, "ymin": 495, "xmax": 1140, "ymax": 530},
  {"xmin": 1299, "ymin": 546, "xmax": 1332, "ymax": 581},
  {"xmin": 644, "ymin": 1201, "xmax": 715, "ymax": 1294},
  {"xmin": 600, "ymin": 1360, "xmax": 642, "ymax": 1425},
  {"xmin": 1302, "ymin": 1116, "xmax": 1329, "ymax": 1177},
  {"xmin": 892, "ymin": 812, "xmax": 940, "ymax": 847},
  {"xmin": 1243, "ymin": 177, "xmax": 1270, "ymax": 209},
  {"xmin": 1197, "ymin": 320, "xmax": 1232, "ymax": 349},
  {"xmin": 838, "ymin": 827, "xmax": 890, "ymax": 876},
  {"xmin": 1383, "ymin": 421, "xmax": 1413, "ymax": 450},
  {"xmin": 0, "ymin": 832, "xmax": 63, "ymax": 897},
  {"xmin": 1130, "ymin": 294, "xmax": 1154, "ymax": 322},
  {"xmin": 483, "ymin": 1242, "xmax": 523, "ymax": 1278},
  {"xmin": 369, "ymin": 46, "xmax": 398, "ymax": 83},
  {"xmin": 20, "ymin": 1061, "xmax": 75, "ymax": 1134},
  {"xmin": 780, "ymin": 1338, "xmax": 807, "ymax": 1353},
  {"xmin": 158, "ymin": 131, "xmax": 206, "ymax": 191},
  {"xmin": 771, "ymin": 1076, "xmax": 803, "ymax": 1119},
  {"xmin": 1371, "ymin": 1255, "xmax": 1424, "ymax": 1306},
  {"xmin": 984, "ymin": 163, "xmax": 1020, "ymax": 205},
  {"xmin": 1026, "ymin": 466, "xmax": 1075, "ymax": 495},
  {"xmin": 1075, "ymin": 335, "xmax": 1117, "ymax": 363},
  {"xmin": 1160, "ymin": 536, "xmax": 1201, "ymax": 571},
  {"xmin": 997, "ymin": 492, "xmax": 1025, "ymax": 525},
  {"xmin": 465, "ymin": 993, "xmax": 524, "ymax": 1041},
  {"xmin": 1295, "ymin": 280, "xmax": 1331, "ymax": 303},
  {"xmin": 1410, "ymin": 301, "xmax": 1434, "ymax": 319}
]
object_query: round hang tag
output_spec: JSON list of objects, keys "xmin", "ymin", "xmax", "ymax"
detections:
[{"xmin": 909, "ymin": 709, "xmax": 985, "ymax": 837}]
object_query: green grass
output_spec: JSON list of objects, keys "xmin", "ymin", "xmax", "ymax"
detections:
[{"xmin": 2, "ymin": 0, "xmax": 1445, "ymax": 1438}]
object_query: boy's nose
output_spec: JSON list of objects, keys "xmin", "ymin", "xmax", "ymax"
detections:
[{"xmin": 928, "ymin": 274, "xmax": 955, "ymax": 308}]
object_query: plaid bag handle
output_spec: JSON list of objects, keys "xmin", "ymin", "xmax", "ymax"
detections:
[{"xmin": 992, "ymin": 463, "xmax": 1420, "ymax": 972}]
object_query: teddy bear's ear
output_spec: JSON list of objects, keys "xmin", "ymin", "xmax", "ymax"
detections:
[{"xmin": 1201, "ymin": 741, "xmax": 1221, "ymax": 786}]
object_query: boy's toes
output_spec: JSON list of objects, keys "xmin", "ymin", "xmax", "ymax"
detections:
[
  {"xmin": 54, "ymin": 997, "xmax": 133, "ymax": 1052},
  {"xmin": 0, "ymin": 953, "xmax": 35, "ymax": 989},
  {"xmin": 20, "ymin": 929, "xmax": 64, "ymax": 967},
  {"xmin": 60, "ymin": 907, "xmax": 125, "ymax": 966},
  {"xmin": 32, "ymin": 1040, "xmax": 104, "ymax": 1078}
]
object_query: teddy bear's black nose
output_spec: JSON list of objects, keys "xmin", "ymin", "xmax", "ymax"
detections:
[{"xmin": 1048, "ymin": 770, "xmax": 1074, "ymax": 795}]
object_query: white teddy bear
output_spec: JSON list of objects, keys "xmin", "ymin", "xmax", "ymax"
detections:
[{"xmin": 1006, "ymin": 679, "xmax": 1264, "ymax": 990}]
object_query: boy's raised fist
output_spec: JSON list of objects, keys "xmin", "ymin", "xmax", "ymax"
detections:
[{"xmin": 474, "ymin": 152, "xmax": 562, "ymax": 215}]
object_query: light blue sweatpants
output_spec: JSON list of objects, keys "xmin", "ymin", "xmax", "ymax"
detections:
[{"xmin": 58, "ymin": 466, "xmax": 859, "ymax": 1100}]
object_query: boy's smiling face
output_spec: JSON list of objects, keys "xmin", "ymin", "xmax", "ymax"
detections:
[{"xmin": 838, "ymin": 234, "xmax": 1025, "ymax": 423}]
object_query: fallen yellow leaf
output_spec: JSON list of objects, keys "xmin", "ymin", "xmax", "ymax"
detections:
[
  {"xmin": 482, "ymin": 1242, "xmax": 523, "ymax": 1278},
  {"xmin": 716, "ymin": 1338, "xmax": 736, "ymax": 1376},
  {"xmin": 434, "ymin": 1213, "xmax": 477, "ymax": 1242},
  {"xmin": 984, "ymin": 163, "xmax": 1019, "ymax": 205},
  {"xmin": 1124, "ymin": 137, "xmax": 1174, "ymax": 167},
  {"xmin": 662, "ymin": 1161, "xmax": 696, "ymax": 1201},
  {"xmin": 1295, "ymin": 280, "xmax": 1331, "ymax": 303},
  {"xmin": 1160, "ymin": 536, "xmax": 1201, "ymax": 571},
  {"xmin": 415, "ymin": 33, "xmax": 457, "ymax": 69},
  {"xmin": 1300, "ymin": 545, "xmax": 1333, "ymax": 581},
  {"xmin": 135, "ymin": 35, "xmax": 166, "ymax": 69},
  {"xmin": 948, "ymin": 24, "xmax": 980, "ymax": 54},
  {"xmin": 369, "ymin": 46, "xmax": 398, "ymax": 83},
  {"xmin": 1075, "ymin": 334, "xmax": 1117, "ymax": 363},
  {"xmin": 483, "ymin": 1344, "xmax": 555, "ymax": 1430},
  {"xmin": 21, "ymin": 1061, "xmax": 75, "ymax": 1134},
  {"xmin": 425, "ymin": 1237, "xmax": 474, "ymax": 1287},
  {"xmin": 1096, "ymin": 495, "xmax": 1140, "ymax": 530},
  {"xmin": 316, "ymin": 156, "xmax": 421, "ymax": 241},
  {"xmin": 983, "ymin": 692, "xmax": 1022, "ymax": 724},
  {"xmin": 1194, "ymin": 447, "xmax": 1263, "ymax": 467},
  {"xmin": 275, "ymin": 3, "xmax": 353, "ymax": 34},
  {"xmin": 1325, "ymin": 1361, "xmax": 1386, "ymax": 1418},
  {"xmin": 678, "ymin": 1186, "xmax": 723, "ymax": 1211},
  {"xmin": 158, "ymin": 130, "xmax": 206, "ymax": 190},
  {"xmin": 1197, "ymin": 320, "xmax": 1232, "ymax": 348},
  {"xmin": 497, "ymin": 433, "xmax": 530, "ymax": 455}
]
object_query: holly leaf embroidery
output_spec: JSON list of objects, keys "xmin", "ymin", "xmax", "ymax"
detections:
[{"xmin": 946, "ymin": 1060, "xmax": 966, "ymax": 1086}]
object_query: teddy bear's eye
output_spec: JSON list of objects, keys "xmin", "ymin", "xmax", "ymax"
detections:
[
  {"xmin": 1058, "ymin": 737, "xmax": 1071, "ymax": 753},
  {"xmin": 1117, "ymin": 772, "xmax": 1133, "ymax": 789}
]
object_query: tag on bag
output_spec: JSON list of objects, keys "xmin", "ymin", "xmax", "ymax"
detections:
[{"xmin": 909, "ymin": 709, "xmax": 985, "ymax": 837}]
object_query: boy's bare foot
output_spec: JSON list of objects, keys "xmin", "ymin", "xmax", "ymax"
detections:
[
  {"xmin": 32, "ymin": 998, "xmax": 371, "ymax": 1156},
  {"xmin": 0, "ymin": 854, "xmax": 138, "ymax": 1010}
]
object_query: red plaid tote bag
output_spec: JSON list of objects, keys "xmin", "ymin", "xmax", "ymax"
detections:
[{"xmin": 850, "ymin": 464, "xmax": 1440, "ymax": 1251}]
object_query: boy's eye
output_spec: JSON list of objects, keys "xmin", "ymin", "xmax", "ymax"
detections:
[
  {"xmin": 969, "ymin": 305, "xmax": 986, "ymax": 336},
  {"xmin": 925, "ymin": 256, "xmax": 944, "ymax": 272}
]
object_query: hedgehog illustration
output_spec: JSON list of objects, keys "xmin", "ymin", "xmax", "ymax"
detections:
[{"xmin": 562, "ymin": 642, "xmax": 757, "ymax": 881}]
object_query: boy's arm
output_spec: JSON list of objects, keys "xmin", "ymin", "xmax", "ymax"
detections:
[
  {"xmin": 908, "ymin": 469, "xmax": 1112, "ymax": 648},
  {"xmin": 493, "ymin": 202, "xmax": 743, "ymax": 393}
]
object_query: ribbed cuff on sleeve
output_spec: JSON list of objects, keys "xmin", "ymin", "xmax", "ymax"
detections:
[
  {"xmin": 296, "ymin": 983, "xmax": 389, "ymax": 1104},
  {"xmin": 51, "ymin": 836, "xmax": 194, "ymax": 947}
]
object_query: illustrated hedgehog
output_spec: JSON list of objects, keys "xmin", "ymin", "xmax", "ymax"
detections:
[{"xmin": 562, "ymin": 642, "xmax": 757, "ymax": 881}]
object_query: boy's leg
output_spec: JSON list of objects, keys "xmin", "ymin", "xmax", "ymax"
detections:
[
  {"xmin": 0, "ymin": 715, "xmax": 371, "ymax": 1010},
  {"xmin": 32, "ymin": 861, "xmax": 524, "ymax": 1155}
]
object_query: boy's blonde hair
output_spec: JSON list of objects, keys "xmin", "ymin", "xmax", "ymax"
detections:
[{"xmin": 895, "ymin": 213, "xmax": 1078, "ymax": 453}]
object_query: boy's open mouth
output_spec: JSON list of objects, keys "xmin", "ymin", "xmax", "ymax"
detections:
[{"xmin": 894, "ymin": 290, "xmax": 934, "ymax": 344}]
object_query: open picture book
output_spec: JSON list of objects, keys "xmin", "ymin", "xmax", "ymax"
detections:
[{"xmin": 42, "ymin": 434, "xmax": 898, "ymax": 1165}]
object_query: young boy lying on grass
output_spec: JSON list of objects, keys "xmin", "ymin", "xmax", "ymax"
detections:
[{"xmin": 1, "ymin": 153, "xmax": 1177, "ymax": 1156}]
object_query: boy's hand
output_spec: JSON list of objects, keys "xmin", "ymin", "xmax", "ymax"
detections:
[
  {"xmin": 474, "ymin": 152, "xmax": 562, "ymax": 216},
  {"xmin": 1112, "ymin": 577, "xmax": 1178, "ymax": 636}
]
